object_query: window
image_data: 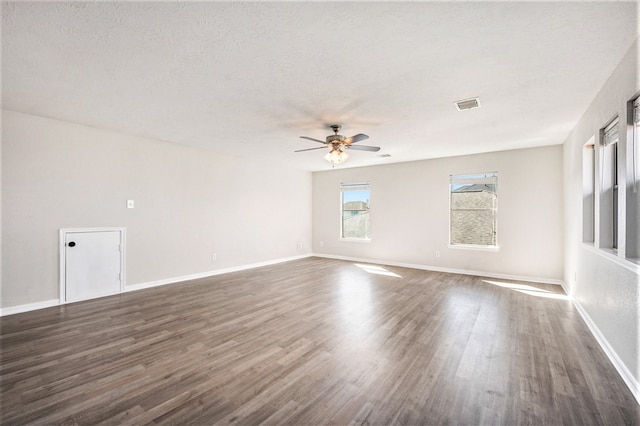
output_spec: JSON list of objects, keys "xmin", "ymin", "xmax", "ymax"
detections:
[
  {"xmin": 341, "ymin": 183, "xmax": 370, "ymax": 240},
  {"xmin": 633, "ymin": 98, "xmax": 640, "ymax": 192},
  {"xmin": 600, "ymin": 118, "xmax": 619, "ymax": 250},
  {"xmin": 450, "ymin": 172, "xmax": 498, "ymax": 248},
  {"xmin": 626, "ymin": 98, "xmax": 640, "ymax": 260},
  {"xmin": 589, "ymin": 100, "xmax": 640, "ymax": 264},
  {"xmin": 582, "ymin": 138, "xmax": 595, "ymax": 243}
]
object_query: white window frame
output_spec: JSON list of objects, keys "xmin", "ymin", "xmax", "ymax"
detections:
[
  {"xmin": 448, "ymin": 172, "xmax": 498, "ymax": 251},
  {"xmin": 582, "ymin": 137, "xmax": 596, "ymax": 244},
  {"xmin": 633, "ymin": 98, "xmax": 640, "ymax": 193},
  {"xmin": 340, "ymin": 182, "xmax": 371, "ymax": 241},
  {"xmin": 599, "ymin": 117, "xmax": 619, "ymax": 251}
]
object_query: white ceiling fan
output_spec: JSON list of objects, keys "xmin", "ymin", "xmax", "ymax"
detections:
[{"xmin": 295, "ymin": 124, "xmax": 380, "ymax": 164}]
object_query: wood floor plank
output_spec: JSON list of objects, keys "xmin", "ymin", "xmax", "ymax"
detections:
[{"xmin": 1, "ymin": 257, "xmax": 638, "ymax": 425}]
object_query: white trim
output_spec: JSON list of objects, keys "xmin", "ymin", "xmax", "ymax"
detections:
[
  {"xmin": 59, "ymin": 227, "xmax": 126, "ymax": 304},
  {"xmin": 340, "ymin": 238, "xmax": 371, "ymax": 243},
  {"xmin": 126, "ymin": 254, "xmax": 311, "ymax": 292},
  {"xmin": 0, "ymin": 299, "xmax": 59, "ymax": 317},
  {"xmin": 448, "ymin": 244, "xmax": 500, "ymax": 252},
  {"xmin": 312, "ymin": 253, "xmax": 563, "ymax": 285},
  {"xmin": 1, "ymin": 254, "xmax": 312, "ymax": 316},
  {"xmin": 583, "ymin": 243, "xmax": 640, "ymax": 274},
  {"xmin": 340, "ymin": 182, "xmax": 370, "ymax": 190},
  {"xmin": 559, "ymin": 280, "xmax": 572, "ymax": 298},
  {"xmin": 340, "ymin": 181, "xmax": 371, "ymax": 241},
  {"xmin": 568, "ymin": 293, "xmax": 640, "ymax": 405}
]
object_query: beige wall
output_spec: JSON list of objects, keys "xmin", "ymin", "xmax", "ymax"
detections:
[
  {"xmin": 312, "ymin": 145, "xmax": 564, "ymax": 282},
  {"xmin": 1, "ymin": 110, "xmax": 312, "ymax": 308},
  {"xmin": 562, "ymin": 40, "xmax": 639, "ymax": 392}
]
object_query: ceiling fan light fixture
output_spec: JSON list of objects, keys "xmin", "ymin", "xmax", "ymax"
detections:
[
  {"xmin": 297, "ymin": 124, "xmax": 376, "ymax": 165},
  {"xmin": 324, "ymin": 148, "xmax": 349, "ymax": 164}
]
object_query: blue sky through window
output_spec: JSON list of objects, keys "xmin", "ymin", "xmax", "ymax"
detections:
[{"xmin": 343, "ymin": 190, "xmax": 369, "ymax": 204}]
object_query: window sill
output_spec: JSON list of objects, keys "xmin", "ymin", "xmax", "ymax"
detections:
[
  {"xmin": 341, "ymin": 238, "xmax": 371, "ymax": 243},
  {"xmin": 582, "ymin": 243, "xmax": 640, "ymax": 275},
  {"xmin": 626, "ymin": 257, "xmax": 640, "ymax": 267},
  {"xmin": 448, "ymin": 244, "xmax": 499, "ymax": 252}
]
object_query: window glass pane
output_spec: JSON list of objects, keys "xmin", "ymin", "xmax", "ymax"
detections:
[
  {"xmin": 582, "ymin": 140, "xmax": 595, "ymax": 243},
  {"xmin": 599, "ymin": 118, "xmax": 618, "ymax": 250},
  {"xmin": 450, "ymin": 173, "xmax": 497, "ymax": 247},
  {"xmin": 633, "ymin": 99, "xmax": 639, "ymax": 191},
  {"xmin": 341, "ymin": 184, "xmax": 370, "ymax": 239}
]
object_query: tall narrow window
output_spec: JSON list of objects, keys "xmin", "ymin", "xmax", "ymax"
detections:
[
  {"xmin": 450, "ymin": 172, "xmax": 498, "ymax": 248},
  {"xmin": 583, "ymin": 138, "xmax": 595, "ymax": 243},
  {"xmin": 633, "ymin": 98, "xmax": 640, "ymax": 192},
  {"xmin": 341, "ymin": 183, "xmax": 370, "ymax": 240},
  {"xmin": 600, "ymin": 118, "xmax": 619, "ymax": 250},
  {"xmin": 626, "ymin": 98, "xmax": 640, "ymax": 260}
]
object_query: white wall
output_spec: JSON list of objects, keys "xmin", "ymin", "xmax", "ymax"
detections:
[
  {"xmin": 313, "ymin": 145, "xmax": 564, "ymax": 283},
  {"xmin": 562, "ymin": 40, "xmax": 639, "ymax": 396},
  {"xmin": 1, "ymin": 110, "xmax": 312, "ymax": 309}
]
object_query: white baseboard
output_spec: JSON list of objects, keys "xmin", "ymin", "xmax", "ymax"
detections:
[
  {"xmin": 0, "ymin": 254, "xmax": 560, "ymax": 316},
  {"xmin": 0, "ymin": 299, "xmax": 59, "ymax": 317},
  {"xmin": 126, "ymin": 254, "xmax": 312, "ymax": 292},
  {"xmin": 312, "ymin": 253, "xmax": 564, "ymax": 286},
  {"xmin": 0, "ymin": 254, "xmax": 313, "ymax": 316},
  {"xmin": 568, "ymin": 294, "xmax": 640, "ymax": 405}
]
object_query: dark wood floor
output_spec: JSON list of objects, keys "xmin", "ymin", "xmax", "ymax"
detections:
[{"xmin": 1, "ymin": 257, "xmax": 638, "ymax": 425}]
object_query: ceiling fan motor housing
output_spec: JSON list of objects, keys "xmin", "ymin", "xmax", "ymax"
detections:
[{"xmin": 327, "ymin": 134, "xmax": 345, "ymax": 143}]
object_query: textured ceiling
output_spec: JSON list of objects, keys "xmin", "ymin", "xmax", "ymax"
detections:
[{"xmin": 2, "ymin": 1, "xmax": 638, "ymax": 171}]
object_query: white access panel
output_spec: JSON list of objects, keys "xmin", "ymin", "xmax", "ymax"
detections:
[{"xmin": 61, "ymin": 229, "xmax": 125, "ymax": 303}]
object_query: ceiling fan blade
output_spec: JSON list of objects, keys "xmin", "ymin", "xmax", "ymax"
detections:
[
  {"xmin": 342, "ymin": 133, "xmax": 369, "ymax": 144},
  {"xmin": 294, "ymin": 146, "xmax": 327, "ymax": 152},
  {"xmin": 346, "ymin": 145, "xmax": 380, "ymax": 152},
  {"xmin": 300, "ymin": 136, "xmax": 327, "ymax": 144}
]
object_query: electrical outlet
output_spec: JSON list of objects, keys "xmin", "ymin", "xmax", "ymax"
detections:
[
  {"xmin": 127, "ymin": 200, "xmax": 135, "ymax": 209},
  {"xmin": 211, "ymin": 253, "xmax": 217, "ymax": 262},
  {"xmin": 297, "ymin": 241, "xmax": 303, "ymax": 251},
  {"xmin": 320, "ymin": 241, "xmax": 324, "ymax": 247},
  {"xmin": 435, "ymin": 251, "xmax": 440, "ymax": 258}
]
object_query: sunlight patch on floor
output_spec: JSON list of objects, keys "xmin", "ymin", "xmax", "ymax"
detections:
[
  {"xmin": 482, "ymin": 280, "xmax": 569, "ymax": 300},
  {"xmin": 354, "ymin": 264, "xmax": 402, "ymax": 278}
]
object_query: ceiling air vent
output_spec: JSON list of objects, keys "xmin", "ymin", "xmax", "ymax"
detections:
[{"xmin": 454, "ymin": 97, "xmax": 481, "ymax": 111}]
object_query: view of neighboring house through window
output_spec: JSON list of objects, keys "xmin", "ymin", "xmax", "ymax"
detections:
[
  {"xmin": 600, "ymin": 118, "xmax": 619, "ymax": 250},
  {"xmin": 341, "ymin": 183, "xmax": 370, "ymax": 240},
  {"xmin": 450, "ymin": 172, "xmax": 498, "ymax": 247}
]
